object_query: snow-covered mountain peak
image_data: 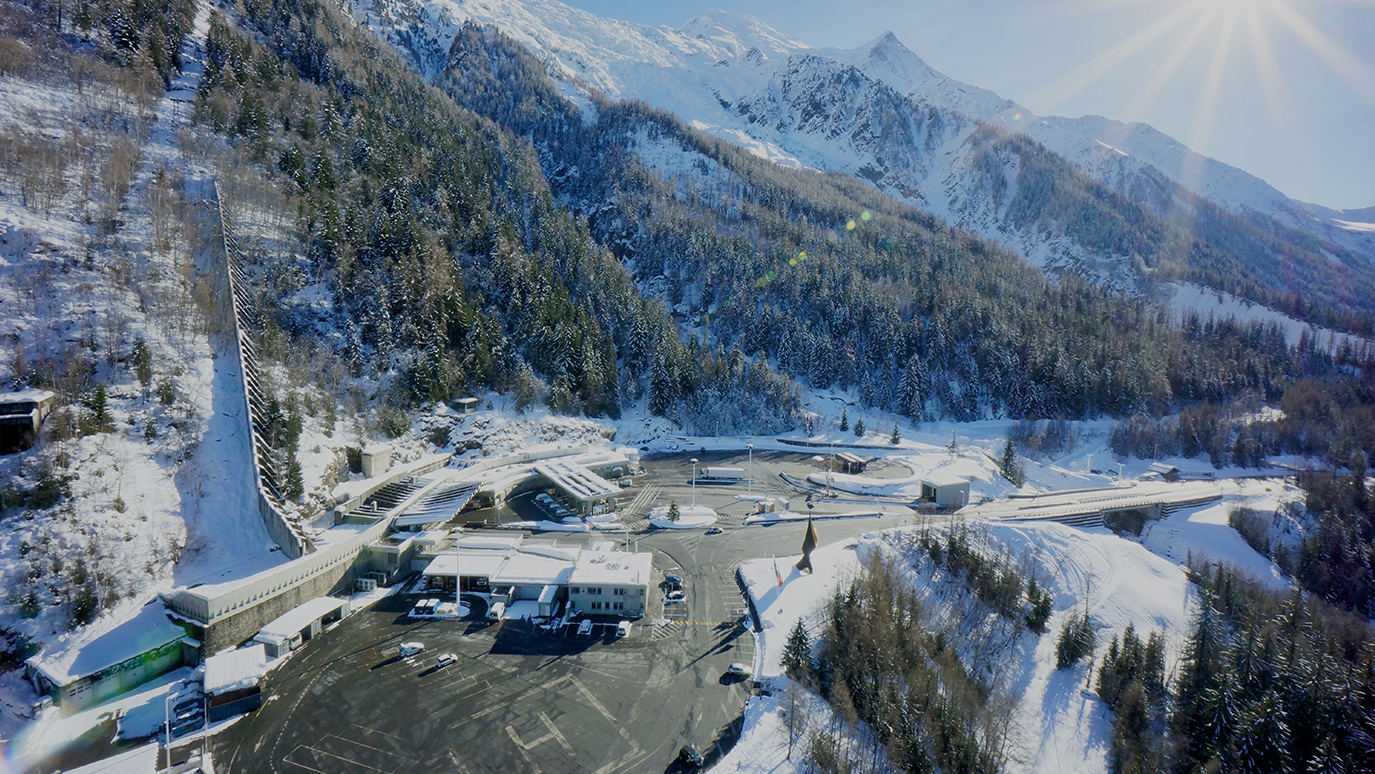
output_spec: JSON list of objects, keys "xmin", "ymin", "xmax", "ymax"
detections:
[
  {"xmin": 677, "ymin": 10, "xmax": 805, "ymax": 58},
  {"xmin": 351, "ymin": 0, "xmax": 1375, "ymax": 297},
  {"xmin": 852, "ymin": 31, "xmax": 934, "ymax": 84}
]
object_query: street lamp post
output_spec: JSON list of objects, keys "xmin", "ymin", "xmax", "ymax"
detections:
[
  {"xmin": 690, "ymin": 458, "xmax": 698, "ymax": 509},
  {"xmin": 164, "ymin": 693, "xmax": 174, "ymax": 756},
  {"xmin": 746, "ymin": 444, "xmax": 754, "ymax": 497}
]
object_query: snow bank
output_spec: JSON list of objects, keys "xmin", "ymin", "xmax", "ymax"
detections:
[{"xmin": 649, "ymin": 504, "xmax": 717, "ymax": 528}]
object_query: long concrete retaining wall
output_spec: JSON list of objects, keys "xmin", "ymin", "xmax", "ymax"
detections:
[{"xmin": 212, "ymin": 182, "xmax": 310, "ymax": 559}]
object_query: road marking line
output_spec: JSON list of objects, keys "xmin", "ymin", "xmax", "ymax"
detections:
[
  {"xmin": 471, "ymin": 699, "xmax": 510, "ymax": 719},
  {"xmin": 324, "ymin": 734, "xmax": 396, "ymax": 759},
  {"xmin": 505, "ymin": 727, "xmax": 545, "ymax": 774},
  {"xmin": 294, "ymin": 746, "xmax": 390, "ymax": 773},
  {"xmin": 280, "ymin": 747, "xmax": 330, "ymax": 774},
  {"xmin": 566, "ymin": 675, "xmax": 618, "ymax": 726},
  {"xmin": 540, "ymin": 712, "xmax": 576, "ymax": 754},
  {"xmin": 351, "ymin": 723, "xmax": 406, "ymax": 744},
  {"xmin": 447, "ymin": 750, "xmax": 472, "ymax": 773}
]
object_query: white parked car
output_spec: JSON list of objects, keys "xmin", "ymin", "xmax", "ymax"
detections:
[
  {"xmin": 436, "ymin": 653, "xmax": 456, "ymax": 668},
  {"xmin": 616, "ymin": 620, "xmax": 632, "ymax": 639},
  {"xmin": 577, "ymin": 618, "xmax": 594, "ymax": 636},
  {"xmin": 399, "ymin": 642, "xmax": 425, "ymax": 657},
  {"xmin": 726, "ymin": 663, "xmax": 752, "ymax": 678}
]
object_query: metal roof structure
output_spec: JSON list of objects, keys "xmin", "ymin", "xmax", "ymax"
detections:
[
  {"xmin": 534, "ymin": 460, "xmax": 619, "ymax": 503},
  {"xmin": 257, "ymin": 597, "xmax": 346, "ymax": 640},
  {"xmin": 394, "ymin": 482, "xmax": 478, "ymax": 527}
]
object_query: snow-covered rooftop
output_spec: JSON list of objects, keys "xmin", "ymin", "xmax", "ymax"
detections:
[
  {"xmin": 257, "ymin": 597, "xmax": 346, "ymax": 640},
  {"xmin": 492, "ymin": 552, "xmax": 576, "ymax": 586},
  {"xmin": 457, "ymin": 535, "xmax": 524, "ymax": 551},
  {"xmin": 26, "ymin": 600, "xmax": 191, "ymax": 686},
  {"xmin": 0, "ymin": 388, "xmax": 55, "ymax": 408},
  {"xmin": 570, "ymin": 549, "xmax": 653, "ymax": 587},
  {"xmin": 423, "ymin": 550, "xmax": 509, "ymax": 579},
  {"xmin": 535, "ymin": 460, "xmax": 619, "ymax": 502},
  {"xmin": 61, "ymin": 741, "xmax": 158, "ymax": 774},
  {"xmin": 924, "ymin": 471, "xmax": 969, "ymax": 487},
  {"xmin": 204, "ymin": 644, "xmax": 268, "ymax": 695}
]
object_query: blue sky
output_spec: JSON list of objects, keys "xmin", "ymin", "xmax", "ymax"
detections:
[{"xmin": 561, "ymin": 0, "xmax": 1375, "ymax": 210}]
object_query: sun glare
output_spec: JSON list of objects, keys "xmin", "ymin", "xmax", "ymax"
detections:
[
  {"xmin": 1199, "ymin": 0, "xmax": 1269, "ymax": 24},
  {"xmin": 1034, "ymin": 0, "xmax": 1375, "ymax": 188}
]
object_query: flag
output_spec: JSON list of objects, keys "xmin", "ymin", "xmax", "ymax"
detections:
[
  {"xmin": 796, "ymin": 515, "xmax": 818, "ymax": 574},
  {"xmin": 773, "ymin": 556, "xmax": 783, "ymax": 587}
]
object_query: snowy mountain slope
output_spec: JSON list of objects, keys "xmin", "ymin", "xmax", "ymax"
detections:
[
  {"xmin": 736, "ymin": 522, "xmax": 1199, "ymax": 774},
  {"xmin": 351, "ymin": 0, "xmax": 1375, "ymax": 325},
  {"xmin": 813, "ymin": 29, "xmax": 1375, "ymax": 268}
]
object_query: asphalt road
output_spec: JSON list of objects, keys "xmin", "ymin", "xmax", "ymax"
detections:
[{"xmin": 211, "ymin": 452, "xmax": 913, "ymax": 774}]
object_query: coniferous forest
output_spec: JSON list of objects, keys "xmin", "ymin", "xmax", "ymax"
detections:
[{"xmin": 5, "ymin": 0, "xmax": 1375, "ymax": 770}]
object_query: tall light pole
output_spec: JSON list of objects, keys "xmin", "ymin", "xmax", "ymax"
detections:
[
  {"xmin": 827, "ymin": 442, "xmax": 835, "ymax": 497},
  {"xmin": 1117, "ymin": 462, "xmax": 1124, "ymax": 486},
  {"xmin": 746, "ymin": 444, "xmax": 754, "ymax": 497},
  {"xmin": 164, "ymin": 693, "xmax": 173, "ymax": 754},
  {"xmin": 690, "ymin": 458, "xmax": 698, "ymax": 509}
]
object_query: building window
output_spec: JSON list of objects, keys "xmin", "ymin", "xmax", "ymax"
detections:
[{"xmin": 591, "ymin": 601, "xmax": 601, "ymax": 610}]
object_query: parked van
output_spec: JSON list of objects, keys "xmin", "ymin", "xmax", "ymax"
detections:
[
  {"xmin": 487, "ymin": 602, "xmax": 506, "ymax": 621},
  {"xmin": 577, "ymin": 618, "xmax": 593, "ymax": 636},
  {"xmin": 399, "ymin": 642, "xmax": 425, "ymax": 657}
]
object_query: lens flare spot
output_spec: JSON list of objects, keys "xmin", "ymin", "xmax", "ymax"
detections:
[
  {"xmin": 860, "ymin": 210, "xmax": 872, "ymax": 222},
  {"xmin": 798, "ymin": 251, "xmax": 807, "ymax": 260},
  {"xmin": 1012, "ymin": 112, "xmax": 1023, "ymax": 121},
  {"xmin": 846, "ymin": 220, "xmax": 856, "ymax": 231},
  {"xmin": 789, "ymin": 257, "xmax": 798, "ymax": 266}
]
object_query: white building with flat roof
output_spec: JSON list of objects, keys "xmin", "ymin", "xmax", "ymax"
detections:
[
  {"xmin": 421, "ymin": 535, "xmax": 652, "ymax": 618},
  {"xmin": 568, "ymin": 549, "xmax": 653, "ymax": 617},
  {"xmin": 922, "ymin": 472, "xmax": 971, "ymax": 508}
]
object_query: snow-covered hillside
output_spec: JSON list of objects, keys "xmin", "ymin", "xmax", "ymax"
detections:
[
  {"xmin": 733, "ymin": 522, "xmax": 1202, "ymax": 774},
  {"xmin": 349, "ymin": 0, "xmax": 1374, "ymax": 303}
]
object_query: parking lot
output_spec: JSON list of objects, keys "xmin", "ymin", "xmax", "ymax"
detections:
[
  {"xmin": 213, "ymin": 558, "xmax": 756, "ymax": 773},
  {"xmin": 212, "ymin": 450, "xmax": 914, "ymax": 773}
]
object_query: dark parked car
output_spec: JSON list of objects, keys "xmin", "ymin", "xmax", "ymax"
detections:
[{"xmin": 678, "ymin": 745, "xmax": 705, "ymax": 769}]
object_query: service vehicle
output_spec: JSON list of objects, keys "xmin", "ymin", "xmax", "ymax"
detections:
[{"xmin": 399, "ymin": 642, "xmax": 425, "ymax": 657}]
